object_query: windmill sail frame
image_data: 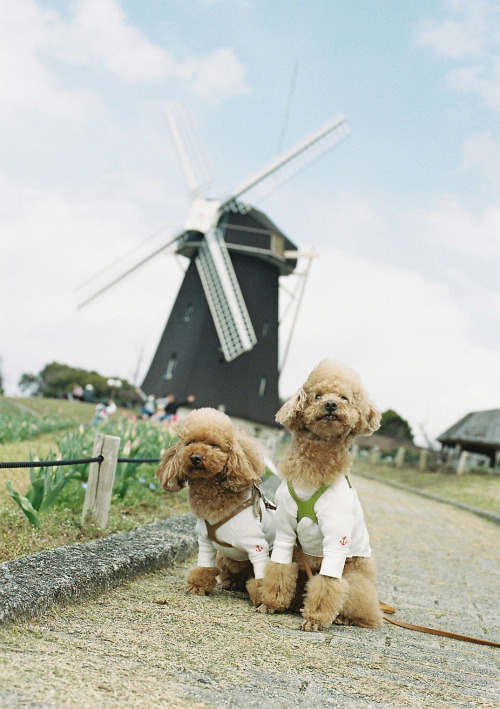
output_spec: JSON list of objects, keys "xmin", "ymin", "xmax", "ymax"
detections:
[{"xmin": 195, "ymin": 225, "xmax": 257, "ymax": 361}]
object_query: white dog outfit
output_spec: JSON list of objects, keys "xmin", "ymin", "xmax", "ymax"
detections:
[
  {"xmin": 270, "ymin": 474, "xmax": 371, "ymax": 578},
  {"xmin": 195, "ymin": 490, "xmax": 275, "ymax": 579}
]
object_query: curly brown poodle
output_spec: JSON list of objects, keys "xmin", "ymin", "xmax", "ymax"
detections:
[
  {"xmin": 156, "ymin": 407, "xmax": 275, "ymax": 606},
  {"xmin": 259, "ymin": 360, "xmax": 384, "ymax": 631}
]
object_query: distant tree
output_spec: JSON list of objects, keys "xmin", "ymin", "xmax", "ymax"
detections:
[
  {"xmin": 18, "ymin": 362, "xmax": 137, "ymax": 407},
  {"xmin": 0, "ymin": 357, "xmax": 4, "ymax": 395},
  {"xmin": 378, "ymin": 409, "xmax": 414, "ymax": 443},
  {"xmin": 18, "ymin": 373, "xmax": 41, "ymax": 396}
]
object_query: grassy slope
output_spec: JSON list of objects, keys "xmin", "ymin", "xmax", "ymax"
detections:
[
  {"xmin": 0, "ymin": 397, "xmax": 189, "ymax": 562},
  {"xmin": 1, "ymin": 397, "xmax": 97, "ymax": 421},
  {"xmin": 353, "ymin": 462, "xmax": 500, "ymax": 515}
]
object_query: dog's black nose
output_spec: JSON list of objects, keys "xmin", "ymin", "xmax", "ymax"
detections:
[
  {"xmin": 324, "ymin": 400, "xmax": 338, "ymax": 413},
  {"xmin": 190, "ymin": 453, "xmax": 203, "ymax": 467}
]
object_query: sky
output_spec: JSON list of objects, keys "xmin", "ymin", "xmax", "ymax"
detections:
[{"xmin": 1, "ymin": 0, "xmax": 499, "ymax": 445}]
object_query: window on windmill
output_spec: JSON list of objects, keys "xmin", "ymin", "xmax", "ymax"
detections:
[
  {"xmin": 262, "ymin": 319, "xmax": 270, "ymax": 337},
  {"xmin": 183, "ymin": 303, "xmax": 194, "ymax": 322},
  {"xmin": 270, "ymin": 233, "xmax": 284, "ymax": 255},
  {"xmin": 164, "ymin": 353, "xmax": 177, "ymax": 380},
  {"xmin": 259, "ymin": 376, "xmax": 267, "ymax": 397}
]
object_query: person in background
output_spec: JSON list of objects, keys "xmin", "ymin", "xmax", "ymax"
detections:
[
  {"xmin": 150, "ymin": 400, "xmax": 168, "ymax": 424},
  {"xmin": 91, "ymin": 399, "xmax": 116, "ymax": 425},
  {"xmin": 135, "ymin": 387, "xmax": 157, "ymax": 419},
  {"xmin": 163, "ymin": 393, "xmax": 196, "ymax": 422},
  {"xmin": 72, "ymin": 384, "xmax": 84, "ymax": 401},
  {"xmin": 83, "ymin": 384, "xmax": 95, "ymax": 403}
]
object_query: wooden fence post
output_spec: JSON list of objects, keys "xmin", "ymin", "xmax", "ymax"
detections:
[
  {"xmin": 370, "ymin": 445, "xmax": 380, "ymax": 465},
  {"xmin": 457, "ymin": 450, "xmax": 468, "ymax": 476},
  {"xmin": 395, "ymin": 447, "xmax": 405, "ymax": 468},
  {"xmin": 81, "ymin": 433, "xmax": 120, "ymax": 529},
  {"xmin": 419, "ymin": 449, "xmax": 428, "ymax": 471}
]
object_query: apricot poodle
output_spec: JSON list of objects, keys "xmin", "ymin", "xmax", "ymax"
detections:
[
  {"xmin": 156, "ymin": 407, "xmax": 275, "ymax": 606},
  {"xmin": 259, "ymin": 360, "xmax": 384, "ymax": 631}
]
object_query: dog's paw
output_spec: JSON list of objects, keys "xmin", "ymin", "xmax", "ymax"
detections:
[
  {"xmin": 186, "ymin": 566, "xmax": 218, "ymax": 596},
  {"xmin": 220, "ymin": 577, "xmax": 248, "ymax": 593},
  {"xmin": 256, "ymin": 603, "xmax": 275, "ymax": 614},
  {"xmin": 300, "ymin": 618, "xmax": 323, "ymax": 632},
  {"xmin": 333, "ymin": 614, "xmax": 355, "ymax": 626},
  {"xmin": 186, "ymin": 584, "xmax": 211, "ymax": 596},
  {"xmin": 246, "ymin": 578, "xmax": 263, "ymax": 606}
]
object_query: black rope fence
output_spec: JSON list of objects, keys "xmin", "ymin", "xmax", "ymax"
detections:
[
  {"xmin": 0, "ymin": 456, "xmax": 104, "ymax": 469},
  {"xmin": 0, "ymin": 456, "xmax": 161, "ymax": 469}
]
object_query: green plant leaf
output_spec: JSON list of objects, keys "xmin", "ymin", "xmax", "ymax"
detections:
[{"xmin": 5, "ymin": 481, "xmax": 41, "ymax": 527}]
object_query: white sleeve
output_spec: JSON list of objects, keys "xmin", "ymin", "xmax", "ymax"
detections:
[
  {"xmin": 195, "ymin": 520, "xmax": 217, "ymax": 568},
  {"xmin": 317, "ymin": 487, "xmax": 354, "ymax": 578},
  {"xmin": 270, "ymin": 483, "xmax": 298, "ymax": 565},
  {"xmin": 227, "ymin": 509, "xmax": 270, "ymax": 579},
  {"xmin": 242, "ymin": 534, "xmax": 270, "ymax": 580}
]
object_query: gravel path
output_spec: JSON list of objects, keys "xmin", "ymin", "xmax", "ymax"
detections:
[{"xmin": 0, "ymin": 475, "xmax": 499, "ymax": 708}]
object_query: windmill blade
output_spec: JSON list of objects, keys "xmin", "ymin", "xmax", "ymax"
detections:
[
  {"xmin": 76, "ymin": 227, "xmax": 184, "ymax": 309},
  {"xmin": 221, "ymin": 116, "xmax": 350, "ymax": 211},
  {"xmin": 195, "ymin": 225, "xmax": 257, "ymax": 362},
  {"xmin": 165, "ymin": 102, "xmax": 212, "ymax": 198}
]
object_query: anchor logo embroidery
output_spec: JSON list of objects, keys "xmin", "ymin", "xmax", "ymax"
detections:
[
  {"xmin": 255, "ymin": 545, "xmax": 263, "ymax": 552},
  {"xmin": 340, "ymin": 536, "xmax": 348, "ymax": 546}
]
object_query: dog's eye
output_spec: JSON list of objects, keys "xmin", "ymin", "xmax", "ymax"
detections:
[
  {"xmin": 340, "ymin": 396, "xmax": 349, "ymax": 402},
  {"xmin": 187, "ymin": 440, "xmax": 196, "ymax": 446},
  {"xmin": 209, "ymin": 443, "xmax": 220, "ymax": 448},
  {"xmin": 315, "ymin": 394, "xmax": 322, "ymax": 400}
]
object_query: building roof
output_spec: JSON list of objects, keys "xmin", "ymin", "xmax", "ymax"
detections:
[{"xmin": 437, "ymin": 409, "xmax": 500, "ymax": 447}]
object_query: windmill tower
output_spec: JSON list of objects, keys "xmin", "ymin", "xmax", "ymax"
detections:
[{"xmin": 78, "ymin": 106, "xmax": 350, "ymax": 429}]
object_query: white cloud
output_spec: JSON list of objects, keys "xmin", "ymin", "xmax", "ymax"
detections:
[
  {"xmin": 419, "ymin": 195, "xmax": 500, "ymax": 258},
  {"xmin": 63, "ymin": 0, "xmax": 174, "ymax": 82},
  {"xmin": 0, "ymin": 0, "xmax": 100, "ymax": 123},
  {"xmin": 0, "ymin": 173, "xmax": 184, "ymax": 391},
  {"xmin": 314, "ymin": 191, "xmax": 384, "ymax": 247},
  {"xmin": 61, "ymin": 0, "xmax": 250, "ymax": 99},
  {"xmin": 460, "ymin": 131, "xmax": 500, "ymax": 189},
  {"xmin": 416, "ymin": 0, "xmax": 495, "ymax": 59},
  {"xmin": 441, "ymin": 265, "xmax": 500, "ymax": 332},
  {"xmin": 416, "ymin": 0, "xmax": 500, "ymax": 113},
  {"xmin": 180, "ymin": 47, "xmax": 251, "ymax": 102},
  {"xmin": 0, "ymin": 0, "xmax": 249, "ymax": 125},
  {"xmin": 448, "ymin": 59, "xmax": 500, "ymax": 114}
]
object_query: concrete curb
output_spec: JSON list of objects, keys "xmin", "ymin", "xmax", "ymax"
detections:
[
  {"xmin": 354, "ymin": 470, "xmax": 500, "ymax": 525},
  {"xmin": 0, "ymin": 514, "xmax": 197, "ymax": 627}
]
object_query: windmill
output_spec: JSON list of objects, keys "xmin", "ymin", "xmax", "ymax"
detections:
[{"xmin": 77, "ymin": 104, "xmax": 350, "ymax": 428}]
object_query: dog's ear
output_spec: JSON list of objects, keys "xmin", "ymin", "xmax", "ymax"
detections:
[
  {"xmin": 156, "ymin": 442, "xmax": 186, "ymax": 491},
  {"xmin": 355, "ymin": 401, "xmax": 381, "ymax": 436},
  {"xmin": 224, "ymin": 432, "xmax": 263, "ymax": 491},
  {"xmin": 275, "ymin": 386, "xmax": 307, "ymax": 429}
]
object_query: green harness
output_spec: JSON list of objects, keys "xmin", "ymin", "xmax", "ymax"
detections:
[{"xmin": 287, "ymin": 476, "xmax": 352, "ymax": 525}]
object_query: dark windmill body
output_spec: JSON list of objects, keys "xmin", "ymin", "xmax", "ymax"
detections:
[
  {"xmin": 142, "ymin": 207, "xmax": 298, "ymax": 427},
  {"xmin": 78, "ymin": 106, "xmax": 349, "ymax": 433}
]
